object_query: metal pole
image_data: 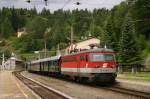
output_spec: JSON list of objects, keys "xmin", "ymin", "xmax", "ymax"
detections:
[
  {"xmin": 57, "ymin": 44, "xmax": 61, "ymax": 55},
  {"xmin": 92, "ymin": 13, "xmax": 94, "ymax": 34},
  {"xmin": 71, "ymin": 25, "xmax": 73, "ymax": 45},
  {"xmin": 44, "ymin": 27, "xmax": 51, "ymax": 58},
  {"xmin": 44, "ymin": 39, "xmax": 47, "ymax": 58}
]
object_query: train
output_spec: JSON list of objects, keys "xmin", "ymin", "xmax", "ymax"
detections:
[{"xmin": 27, "ymin": 48, "xmax": 117, "ymax": 83}]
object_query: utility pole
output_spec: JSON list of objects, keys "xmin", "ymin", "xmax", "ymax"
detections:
[
  {"xmin": 70, "ymin": 25, "xmax": 74, "ymax": 45},
  {"xmin": 91, "ymin": 12, "xmax": 94, "ymax": 36},
  {"xmin": 57, "ymin": 44, "xmax": 61, "ymax": 55},
  {"xmin": 44, "ymin": 27, "xmax": 51, "ymax": 58},
  {"xmin": 44, "ymin": 37, "xmax": 47, "ymax": 58}
]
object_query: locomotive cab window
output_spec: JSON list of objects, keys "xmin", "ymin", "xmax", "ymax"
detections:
[
  {"xmin": 80, "ymin": 56, "xmax": 85, "ymax": 61},
  {"xmin": 80, "ymin": 56, "xmax": 88, "ymax": 61},
  {"xmin": 104, "ymin": 54, "xmax": 114, "ymax": 61},
  {"xmin": 90, "ymin": 53, "xmax": 114, "ymax": 62}
]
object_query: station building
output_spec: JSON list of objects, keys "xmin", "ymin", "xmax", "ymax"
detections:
[
  {"xmin": 17, "ymin": 28, "xmax": 26, "ymax": 38},
  {"xmin": 60, "ymin": 38, "xmax": 100, "ymax": 55},
  {"xmin": 1, "ymin": 57, "xmax": 24, "ymax": 70}
]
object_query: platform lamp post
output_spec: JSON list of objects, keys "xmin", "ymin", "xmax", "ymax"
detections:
[
  {"xmin": 0, "ymin": 41, "xmax": 4, "ymax": 70},
  {"xmin": 2, "ymin": 53, "xmax": 5, "ymax": 70}
]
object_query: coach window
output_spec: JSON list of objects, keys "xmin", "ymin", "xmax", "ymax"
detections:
[
  {"xmin": 42, "ymin": 62, "xmax": 44, "ymax": 71},
  {"xmin": 48, "ymin": 61, "xmax": 50, "ymax": 71},
  {"xmin": 40, "ymin": 62, "xmax": 42, "ymax": 71},
  {"xmin": 53, "ymin": 61, "xmax": 57, "ymax": 66},
  {"xmin": 50, "ymin": 61, "xmax": 52, "ymax": 66}
]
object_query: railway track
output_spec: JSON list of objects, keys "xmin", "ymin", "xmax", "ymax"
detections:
[
  {"xmin": 14, "ymin": 71, "xmax": 150, "ymax": 99},
  {"xmin": 13, "ymin": 71, "xmax": 73, "ymax": 99}
]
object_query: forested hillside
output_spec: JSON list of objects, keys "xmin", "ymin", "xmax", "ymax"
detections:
[{"xmin": 0, "ymin": 0, "xmax": 150, "ymax": 65}]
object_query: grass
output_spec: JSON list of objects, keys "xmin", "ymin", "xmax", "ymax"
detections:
[{"xmin": 117, "ymin": 72, "xmax": 150, "ymax": 83}]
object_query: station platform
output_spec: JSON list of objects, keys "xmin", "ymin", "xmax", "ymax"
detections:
[{"xmin": 0, "ymin": 71, "xmax": 39, "ymax": 99}]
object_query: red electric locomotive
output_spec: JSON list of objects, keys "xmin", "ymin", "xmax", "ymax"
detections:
[
  {"xmin": 28, "ymin": 48, "xmax": 117, "ymax": 83},
  {"xmin": 61, "ymin": 48, "xmax": 117, "ymax": 83}
]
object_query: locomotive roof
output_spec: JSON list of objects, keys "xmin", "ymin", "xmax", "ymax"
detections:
[
  {"xmin": 30, "ymin": 55, "xmax": 61, "ymax": 64},
  {"xmin": 64, "ymin": 48, "xmax": 114, "ymax": 56}
]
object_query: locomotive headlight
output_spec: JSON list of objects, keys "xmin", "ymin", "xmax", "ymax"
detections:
[
  {"xmin": 86, "ymin": 63, "xmax": 88, "ymax": 68},
  {"xmin": 102, "ymin": 63, "xmax": 108, "ymax": 68}
]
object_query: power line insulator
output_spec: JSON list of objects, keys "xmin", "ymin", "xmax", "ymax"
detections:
[
  {"xmin": 76, "ymin": 2, "xmax": 81, "ymax": 5},
  {"xmin": 44, "ymin": 0, "xmax": 48, "ymax": 6},
  {"xmin": 26, "ymin": 0, "xmax": 30, "ymax": 3}
]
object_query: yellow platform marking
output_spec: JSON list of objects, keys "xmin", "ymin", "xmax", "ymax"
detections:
[{"xmin": 11, "ymin": 74, "xmax": 28, "ymax": 99}]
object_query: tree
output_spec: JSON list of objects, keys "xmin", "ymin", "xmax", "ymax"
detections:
[
  {"xmin": 102, "ymin": 17, "xmax": 117, "ymax": 50},
  {"xmin": 132, "ymin": 0, "xmax": 150, "ymax": 38},
  {"xmin": 1, "ymin": 18, "xmax": 15, "ymax": 38},
  {"xmin": 11, "ymin": 8, "xmax": 26, "ymax": 32},
  {"xmin": 26, "ymin": 16, "xmax": 49, "ymax": 38},
  {"xmin": 118, "ymin": 13, "xmax": 141, "ymax": 67}
]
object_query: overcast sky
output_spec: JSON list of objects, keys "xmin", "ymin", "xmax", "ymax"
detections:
[{"xmin": 0, "ymin": 0, "xmax": 124, "ymax": 12}]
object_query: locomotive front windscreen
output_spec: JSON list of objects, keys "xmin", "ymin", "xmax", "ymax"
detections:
[{"xmin": 90, "ymin": 53, "xmax": 115, "ymax": 62}]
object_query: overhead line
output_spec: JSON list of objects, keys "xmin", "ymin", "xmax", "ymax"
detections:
[{"xmin": 60, "ymin": 0, "xmax": 72, "ymax": 10}]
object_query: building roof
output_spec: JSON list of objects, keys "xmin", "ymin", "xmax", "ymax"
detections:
[
  {"xmin": 63, "ymin": 48, "xmax": 114, "ymax": 56},
  {"xmin": 70, "ymin": 38, "xmax": 100, "ymax": 49},
  {"xmin": 61, "ymin": 38, "xmax": 100, "ymax": 55}
]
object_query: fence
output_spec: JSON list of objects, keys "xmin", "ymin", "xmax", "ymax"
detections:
[{"xmin": 117, "ymin": 64, "xmax": 150, "ymax": 73}]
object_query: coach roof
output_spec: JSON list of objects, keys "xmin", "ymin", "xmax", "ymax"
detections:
[{"xmin": 30, "ymin": 55, "xmax": 61, "ymax": 64}]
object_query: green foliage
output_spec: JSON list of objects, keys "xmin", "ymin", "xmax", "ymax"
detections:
[
  {"xmin": 1, "ymin": 17, "xmax": 15, "ymax": 38},
  {"xmin": 118, "ymin": 13, "xmax": 141, "ymax": 65},
  {"xmin": 102, "ymin": 17, "xmax": 117, "ymax": 50},
  {"xmin": 0, "ymin": 0, "xmax": 150, "ymax": 65},
  {"xmin": 132, "ymin": 0, "xmax": 150, "ymax": 38},
  {"xmin": 26, "ymin": 16, "xmax": 49, "ymax": 38}
]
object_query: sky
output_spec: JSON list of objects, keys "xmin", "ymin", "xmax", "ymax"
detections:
[{"xmin": 0, "ymin": 0, "xmax": 124, "ymax": 12}]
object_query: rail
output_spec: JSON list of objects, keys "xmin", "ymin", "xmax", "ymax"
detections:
[{"xmin": 13, "ymin": 71, "xmax": 73, "ymax": 99}]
